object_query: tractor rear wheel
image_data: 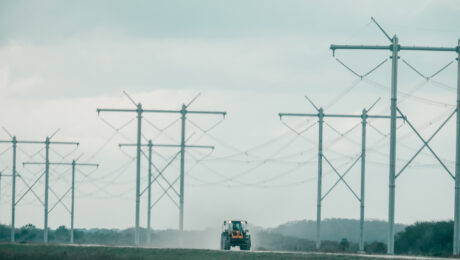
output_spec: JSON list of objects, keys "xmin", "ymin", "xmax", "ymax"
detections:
[
  {"xmin": 224, "ymin": 240, "xmax": 230, "ymax": 250},
  {"xmin": 221, "ymin": 237, "xmax": 230, "ymax": 250}
]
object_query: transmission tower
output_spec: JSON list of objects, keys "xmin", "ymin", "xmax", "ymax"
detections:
[
  {"xmin": 0, "ymin": 135, "xmax": 78, "ymax": 243},
  {"xmin": 97, "ymin": 94, "xmax": 225, "ymax": 245},
  {"xmin": 280, "ymin": 96, "xmax": 400, "ymax": 251},
  {"xmin": 23, "ymin": 160, "xmax": 98, "ymax": 243},
  {"xmin": 330, "ymin": 18, "xmax": 460, "ymax": 254},
  {"xmin": 119, "ymin": 140, "xmax": 213, "ymax": 244}
]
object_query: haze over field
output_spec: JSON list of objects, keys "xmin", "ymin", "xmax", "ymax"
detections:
[{"xmin": 0, "ymin": 0, "xmax": 459, "ymax": 234}]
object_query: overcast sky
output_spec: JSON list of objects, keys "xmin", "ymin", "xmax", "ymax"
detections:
[{"xmin": 1, "ymin": 0, "xmax": 460, "ymax": 234}]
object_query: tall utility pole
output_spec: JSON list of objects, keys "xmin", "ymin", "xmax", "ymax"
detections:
[
  {"xmin": 0, "ymin": 136, "xmax": 78, "ymax": 243},
  {"xmin": 279, "ymin": 98, "xmax": 396, "ymax": 251},
  {"xmin": 23, "ymin": 160, "xmax": 98, "ymax": 243},
  {"xmin": 317, "ymin": 107, "xmax": 324, "ymax": 250},
  {"xmin": 97, "ymin": 103, "xmax": 143, "ymax": 245},
  {"xmin": 359, "ymin": 108, "xmax": 367, "ymax": 253},
  {"xmin": 330, "ymin": 20, "xmax": 460, "ymax": 254},
  {"xmin": 98, "ymin": 101, "xmax": 225, "ymax": 245},
  {"xmin": 147, "ymin": 140, "xmax": 153, "ymax": 245},
  {"xmin": 179, "ymin": 106, "xmax": 186, "ymax": 232},
  {"xmin": 119, "ymin": 140, "xmax": 214, "ymax": 244}
]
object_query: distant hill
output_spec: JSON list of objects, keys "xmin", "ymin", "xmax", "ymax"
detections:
[{"xmin": 267, "ymin": 218, "xmax": 406, "ymax": 243}]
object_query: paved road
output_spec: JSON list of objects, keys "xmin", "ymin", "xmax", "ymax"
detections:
[{"xmin": 68, "ymin": 243, "xmax": 453, "ymax": 259}]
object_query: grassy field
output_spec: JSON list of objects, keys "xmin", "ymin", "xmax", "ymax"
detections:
[{"xmin": 0, "ymin": 243, "xmax": 436, "ymax": 260}]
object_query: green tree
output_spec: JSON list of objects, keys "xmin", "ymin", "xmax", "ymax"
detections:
[
  {"xmin": 55, "ymin": 225, "xmax": 70, "ymax": 242},
  {"xmin": 395, "ymin": 221, "xmax": 453, "ymax": 257},
  {"xmin": 339, "ymin": 238, "xmax": 350, "ymax": 251}
]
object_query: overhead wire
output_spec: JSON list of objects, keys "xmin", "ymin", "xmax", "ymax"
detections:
[
  {"xmin": 430, "ymin": 79, "xmax": 456, "ymax": 92},
  {"xmin": 326, "ymin": 57, "xmax": 389, "ymax": 111},
  {"xmin": 143, "ymin": 117, "xmax": 180, "ymax": 143},
  {"xmin": 184, "ymin": 149, "xmax": 247, "ymax": 185},
  {"xmin": 367, "ymin": 108, "xmax": 455, "ymax": 164},
  {"xmin": 217, "ymin": 134, "xmax": 303, "ymax": 182},
  {"xmin": 87, "ymin": 116, "xmax": 137, "ymax": 162},
  {"xmin": 364, "ymin": 78, "xmax": 455, "ymax": 108},
  {"xmin": 188, "ymin": 118, "xmax": 225, "ymax": 145},
  {"xmin": 197, "ymin": 116, "xmax": 353, "ymax": 186},
  {"xmin": 99, "ymin": 117, "xmax": 134, "ymax": 142},
  {"xmin": 0, "ymin": 146, "xmax": 11, "ymax": 157},
  {"xmin": 324, "ymin": 79, "xmax": 362, "ymax": 110},
  {"xmin": 204, "ymin": 117, "xmax": 315, "ymax": 160},
  {"xmin": 184, "ymin": 135, "xmax": 306, "ymax": 186},
  {"xmin": 187, "ymin": 119, "xmax": 246, "ymax": 156},
  {"xmin": 188, "ymin": 117, "xmax": 358, "ymax": 187}
]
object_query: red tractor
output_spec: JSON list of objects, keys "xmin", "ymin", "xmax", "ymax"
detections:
[{"xmin": 220, "ymin": 220, "xmax": 251, "ymax": 250}]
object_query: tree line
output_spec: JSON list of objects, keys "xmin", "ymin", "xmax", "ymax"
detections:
[{"xmin": 0, "ymin": 219, "xmax": 454, "ymax": 257}]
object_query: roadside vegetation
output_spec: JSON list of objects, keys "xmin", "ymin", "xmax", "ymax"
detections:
[{"xmin": 0, "ymin": 219, "xmax": 454, "ymax": 257}]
